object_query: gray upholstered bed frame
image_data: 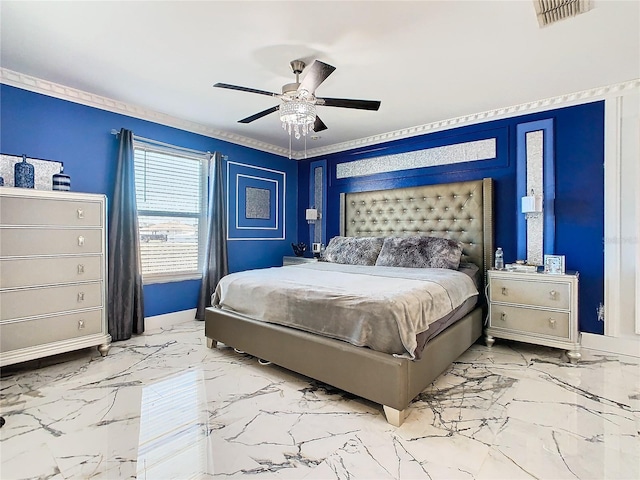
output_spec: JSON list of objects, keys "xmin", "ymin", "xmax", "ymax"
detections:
[{"xmin": 205, "ymin": 178, "xmax": 494, "ymax": 426}]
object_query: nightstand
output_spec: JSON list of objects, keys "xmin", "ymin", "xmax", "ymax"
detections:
[
  {"xmin": 282, "ymin": 256, "xmax": 318, "ymax": 266},
  {"xmin": 485, "ymin": 269, "xmax": 581, "ymax": 363}
]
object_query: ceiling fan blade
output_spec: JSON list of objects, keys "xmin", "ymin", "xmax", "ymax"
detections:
[
  {"xmin": 298, "ymin": 60, "xmax": 336, "ymax": 94},
  {"xmin": 238, "ymin": 105, "xmax": 280, "ymax": 124},
  {"xmin": 214, "ymin": 82, "xmax": 279, "ymax": 98},
  {"xmin": 317, "ymin": 97, "xmax": 381, "ymax": 111},
  {"xmin": 312, "ymin": 116, "xmax": 328, "ymax": 133}
]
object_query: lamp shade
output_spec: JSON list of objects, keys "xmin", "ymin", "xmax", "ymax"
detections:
[{"xmin": 521, "ymin": 195, "xmax": 543, "ymax": 213}]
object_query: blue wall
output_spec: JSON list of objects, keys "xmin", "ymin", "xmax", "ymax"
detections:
[
  {"xmin": 299, "ymin": 102, "xmax": 605, "ymax": 334},
  {"xmin": 1, "ymin": 85, "xmax": 299, "ymax": 317}
]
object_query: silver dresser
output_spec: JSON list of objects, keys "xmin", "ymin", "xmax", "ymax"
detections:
[
  {"xmin": 0, "ymin": 188, "xmax": 111, "ymax": 367},
  {"xmin": 485, "ymin": 269, "xmax": 580, "ymax": 363}
]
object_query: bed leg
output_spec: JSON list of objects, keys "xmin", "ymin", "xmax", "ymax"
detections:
[
  {"xmin": 383, "ymin": 405, "xmax": 406, "ymax": 427},
  {"xmin": 206, "ymin": 337, "xmax": 217, "ymax": 349}
]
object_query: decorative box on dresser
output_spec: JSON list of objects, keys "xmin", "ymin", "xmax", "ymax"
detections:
[
  {"xmin": 485, "ymin": 269, "xmax": 581, "ymax": 363},
  {"xmin": 0, "ymin": 188, "xmax": 111, "ymax": 367}
]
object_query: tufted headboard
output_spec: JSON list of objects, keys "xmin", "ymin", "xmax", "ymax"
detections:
[{"xmin": 339, "ymin": 178, "xmax": 494, "ymax": 276}]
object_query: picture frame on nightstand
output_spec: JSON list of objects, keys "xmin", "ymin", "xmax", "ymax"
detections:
[{"xmin": 544, "ymin": 254, "xmax": 565, "ymax": 274}]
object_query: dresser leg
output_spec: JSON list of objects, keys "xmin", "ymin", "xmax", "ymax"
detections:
[
  {"xmin": 485, "ymin": 334, "xmax": 495, "ymax": 348},
  {"xmin": 206, "ymin": 337, "xmax": 218, "ymax": 349},
  {"xmin": 97, "ymin": 343, "xmax": 111, "ymax": 357},
  {"xmin": 566, "ymin": 349, "xmax": 581, "ymax": 364}
]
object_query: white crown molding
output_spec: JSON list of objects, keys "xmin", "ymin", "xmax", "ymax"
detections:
[
  {"xmin": 300, "ymin": 78, "xmax": 640, "ymax": 159},
  {"xmin": 0, "ymin": 68, "xmax": 290, "ymax": 158},
  {"xmin": 2, "ymin": 67, "xmax": 639, "ymax": 161}
]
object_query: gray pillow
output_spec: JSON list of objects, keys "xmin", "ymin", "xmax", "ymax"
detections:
[
  {"xmin": 375, "ymin": 236, "xmax": 463, "ymax": 270},
  {"xmin": 322, "ymin": 236, "xmax": 385, "ymax": 266}
]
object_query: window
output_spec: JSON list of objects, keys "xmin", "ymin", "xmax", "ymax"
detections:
[{"xmin": 134, "ymin": 143, "xmax": 208, "ymax": 283}]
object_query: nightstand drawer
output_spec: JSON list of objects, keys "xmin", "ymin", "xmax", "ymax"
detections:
[
  {"xmin": 490, "ymin": 305, "xmax": 570, "ymax": 338},
  {"xmin": 490, "ymin": 278, "xmax": 570, "ymax": 310}
]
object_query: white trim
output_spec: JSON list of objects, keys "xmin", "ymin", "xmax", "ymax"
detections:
[
  {"xmin": 226, "ymin": 160, "xmax": 286, "ymax": 176},
  {"xmin": 235, "ymin": 174, "xmax": 279, "ymax": 230},
  {"xmin": 2, "ymin": 67, "xmax": 639, "ymax": 160},
  {"xmin": 144, "ymin": 309, "xmax": 196, "ymax": 331},
  {"xmin": 581, "ymin": 332, "xmax": 640, "ymax": 358},
  {"xmin": 302, "ymin": 78, "xmax": 640, "ymax": 160},
  {"xmin": 1, "ymin": 68, "xmax": 290, "ymax": 158},
  {"xmin": 637, "ymin": 122, "xmax": 640, "ymax": 335},
  {"xmin": 604, "ymin": 96, "xmax": 623, "ymax": 337},
  {"xmin": 226, "ymin": 161, "xmax": 286, "ymax": 240}
]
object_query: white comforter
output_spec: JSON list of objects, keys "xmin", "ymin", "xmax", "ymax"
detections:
[{"xmin": 212, "ymin": 262, "xmax": 478, "ymax": 358}]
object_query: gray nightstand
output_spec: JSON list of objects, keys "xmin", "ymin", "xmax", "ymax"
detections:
[
  {"xmin": 283, "ymin": 256, "xmax": 318, "ymax": 266},
  {"xmin": 485, "ymin": 269, "xmax": 581, "ymax": 363}
]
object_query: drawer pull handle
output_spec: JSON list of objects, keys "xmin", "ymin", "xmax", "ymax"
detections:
[
  {"xmin": 77, "ymin": 208, "xmax": 84, "ymax": 219},
  {"xmin": 548, "ymin": 318, "xmax": 556, "ymax": 328},
  {"xmin": 500, "ymin": 312, "xmax": 507, "ymax": 321},
  {"xmin": 78, "ymin": 236, "xmax": 85, "ymax": 246},
  {"xmin": 77, "ymin": 292, "xmax": 85, "ymax": 302},
  {"xmin": 549, "ymin": 290, "xmax": 557, "ymax": 299},
  {"xmin": 78, "ymin": 320, "xmax": 85, "ymax": 330},
  {"xmin": 501, "ymin": 287, "xmax": 508, "ymax": 296},
  {"xmin": 77, "ymin": 264, "xmax": 85, "ymax": 274}
]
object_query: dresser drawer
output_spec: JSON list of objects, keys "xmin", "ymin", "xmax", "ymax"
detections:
[
  {"xmin": 489, "ymin": 304, "xmax": 570, "ymax": 339},
  {"xmin": 0, "ymin": 196, "xmax": 102, "ymax": 227},
  {"xmin": 0, "ymin": 309, "xmax": 103, "ymax": 352},
  {"xmin": 490, "ymin": 278, "xmax": 570, "ymax": 310},
  {"xmin": 0, "ymin": 228, "xmax": 102, "ymax": 256},
  {"xmin": 1, "ymin": 281, "xmax": 103, "ymax": 320},
  {"xmin": 0, "ymin": 255, "xmax": 103, "ymax": 288}
]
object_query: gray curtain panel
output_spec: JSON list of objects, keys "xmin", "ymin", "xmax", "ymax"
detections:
[
  {"xmin": 108, "ymin": 128, "xmax": 145, "ymax": 341},
  {"xmin": 196, "ymin": 152, "xmax": 229, "ymax": 320}
]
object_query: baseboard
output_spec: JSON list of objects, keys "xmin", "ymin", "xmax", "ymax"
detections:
[
  {"xmin": 145, "ymin": 309, "xmax": 197, "ymax": 331},
  {"xmin": 581, "ymin": 332, "xmax": 640, "ymax": 358}
]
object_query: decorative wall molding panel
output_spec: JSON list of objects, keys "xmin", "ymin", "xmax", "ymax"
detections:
[
  {"xmin": 309, "ymin": 160, "xmax": 327, "ymax": 246},
  {"xmin": 226, "ymin": 161, "xmax": 286, "ymax": 240},
  {"xmin": 2, "ymin": 67, "xmax": 639, "ymax": 160},
  {"xmin": 336, "ymin": 138, "xmax": 496, "ymax": 179},
  {"xmin": 516, "ymin": 119, "xmax": 555, "ymax": 265}
]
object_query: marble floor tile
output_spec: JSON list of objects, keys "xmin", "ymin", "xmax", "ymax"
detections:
[{"xmin": 1, "ymin": 321, "xmax": 639, "ymax": 479}]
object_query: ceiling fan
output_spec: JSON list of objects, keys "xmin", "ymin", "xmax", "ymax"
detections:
[{"xmin": 213, "ymin": 59, "xmax": 381, "ymax": 137}]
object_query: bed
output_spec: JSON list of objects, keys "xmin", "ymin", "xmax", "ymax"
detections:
[{"xmin": 205, "ymin": 178, "xmax": 494, "ymax": 426}]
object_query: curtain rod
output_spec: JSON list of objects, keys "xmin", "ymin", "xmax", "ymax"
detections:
[{"xmin": 110, "ymin": 129, "xmax": 212, "ymax": 157}]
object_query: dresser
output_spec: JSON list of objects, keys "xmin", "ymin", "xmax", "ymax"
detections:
[
  {"xmin": 485, "ymin": 269, "xmax": 580, "ymax": 363},
  {"xmin": 0, "ymin": 188, "xmax": 111, "ymax": 367}
]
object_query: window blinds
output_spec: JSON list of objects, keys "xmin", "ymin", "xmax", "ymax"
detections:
[{"xmin": 133, "ymin": 146, "xmax": 206, "ymax": 279}]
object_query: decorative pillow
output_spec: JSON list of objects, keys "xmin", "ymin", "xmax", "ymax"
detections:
[
  {"xmin": 375, "ymin": 236, "xmax": 463, "ymax": 270},
  {"xmin": 322, "ymin": 236, "xmax": 385, "ymax": 266}
]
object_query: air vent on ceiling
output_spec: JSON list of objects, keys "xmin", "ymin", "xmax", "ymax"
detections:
[{"xmin": 533, "ymin": 0, "xmax": 592, "ymax": 27}]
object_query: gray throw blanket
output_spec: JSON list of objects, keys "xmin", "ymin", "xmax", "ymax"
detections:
[{"xmin": 212, "ymin": 262, "xmax": 478, "ymax": 358}]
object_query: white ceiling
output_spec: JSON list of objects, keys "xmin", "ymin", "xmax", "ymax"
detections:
[{"xmin": 1, "ymin": 1, "xmax": 638, "ymax": 158}]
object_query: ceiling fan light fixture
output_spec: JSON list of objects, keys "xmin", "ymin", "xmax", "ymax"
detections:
[{"xmin": 280, "ymin": 98, "xmax": 316, "ymax": 140}]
